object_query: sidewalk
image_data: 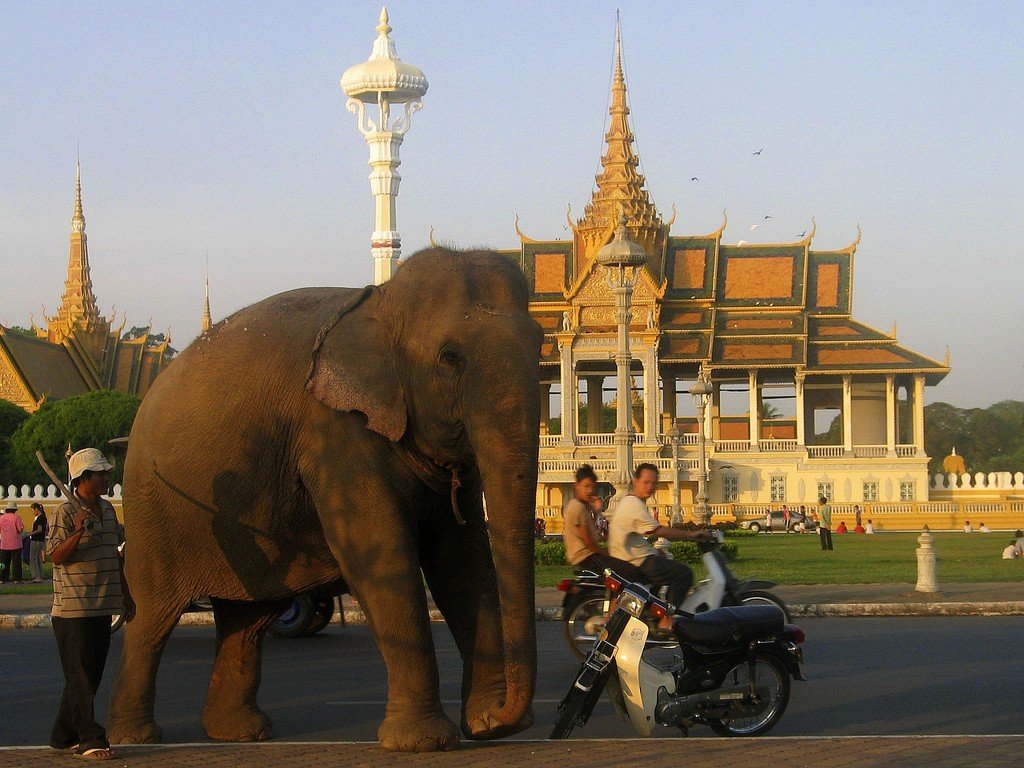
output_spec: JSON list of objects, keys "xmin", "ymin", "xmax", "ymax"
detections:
[
  {"xmin": 1, "ymin": 736, "xmax": 1020, "ymax": 768},
  {"xmin": 3, "ymin": 582, "xmax": 1024, "ymax": 628}
]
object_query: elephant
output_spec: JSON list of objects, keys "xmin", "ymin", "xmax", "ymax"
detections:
[{"xmin": 106, "ymin": 248, "xmax": 543, "ymax": 752}]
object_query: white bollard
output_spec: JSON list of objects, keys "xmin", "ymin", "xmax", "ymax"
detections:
[{"xmin": 915, "ymin": 525, "xmax": 938, "ymax": 593}]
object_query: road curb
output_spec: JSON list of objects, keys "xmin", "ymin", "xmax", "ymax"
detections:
[{"xmin": 4, "ymin": 601, "xmax": 1024, "ymax": 629}]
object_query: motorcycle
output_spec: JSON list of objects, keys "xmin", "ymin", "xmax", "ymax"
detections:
[
  {"xmin": 551, "ymin": 571, "xmax": 806, "ymax": 739},
  {"xmin": 557, "ymin": 531, "xmax": 789, "ymax": 658}
]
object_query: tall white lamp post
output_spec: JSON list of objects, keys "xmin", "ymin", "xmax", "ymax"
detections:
[
  {"xmin": 668, "ymin": 420, "xmax": 682, "ymax": 526},
  {"xmin": 597, "ymin": 213, "xmax": 647, "ymax": 496},
  {"xmin": 690, "ymin": 367, "xmax": 713, "ymax": 526},
  {"xmin": 341, "ymin": 7, "xmax": 428, "ymax": 285}
]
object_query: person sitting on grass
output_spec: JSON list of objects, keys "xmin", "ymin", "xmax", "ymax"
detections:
[
  {"xmin": 1002, "ymin": 540, "xmax": 1019, "ymax": 559},
  {"xmin": 854, "ymin": 522, "xmax": 866, "ymax": 534},
  {"xmin": 979, "ymin": 522, "xmax": 991, "ymax": 533},
  {"xmin": 963, "ymin": 520, "xmax": 972, "ymax": 533},
  {"xmin": 1014, "ymin": 530, "xmax": 1024, "ymax": 558},
  {"xmin": 865, "ymin": 519, "xmax": 875, "ymax": 534},
  {"xmin": 835, "ymin": 521, "xmax": 848, "ymax": 534}
]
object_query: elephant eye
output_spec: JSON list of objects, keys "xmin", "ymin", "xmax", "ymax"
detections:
[{"xmin": 438, "ymin": 345, "xmax": 465, "ymax": 375}]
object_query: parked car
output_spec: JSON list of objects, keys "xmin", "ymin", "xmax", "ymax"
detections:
[{"xmin": 741, "ymin": 511, "xmax": 817, "ymax": 534}]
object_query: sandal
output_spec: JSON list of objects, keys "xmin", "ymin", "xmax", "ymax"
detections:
[{"xmin": 74, "ymin": 747, "xmax": 116, "ymax": 760}]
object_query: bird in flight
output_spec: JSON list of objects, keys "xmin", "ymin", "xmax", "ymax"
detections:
[
  {"xmin": 691, "ymin": 177, "xmax": 699, "ymax": 181},
  {"xmin": 764, "ymin": 215, "xmax": 772, "ymax": 219},
  {"xmin": 753, "ymin": 148, "xmax": 764, "ymax": 156},
  {"xmin": 798, "ymin": 230, "xmax": 807, "ymax": 238}
]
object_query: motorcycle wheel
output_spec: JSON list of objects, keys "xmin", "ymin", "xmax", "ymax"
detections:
[
  {"xmin": 269, "ymin": 594, "xmax": 316, "ymax": 639},
  {"xmin": 739, "ymin": 590, "xmax": 791, "ymax": 623},
  {"xmin": 563, "ymin": 594, "xmax": 606, "ymax": 659},
  {"xmin": 303, "ymin": 597, "xmax": 335, "ymax": 636},
  {"xmin": 550, "ymin": 666, "xmax": 611, "ymax": 739},
  {"xmin": 706, "ymin": 654, "xmax": 790, "ymax": 737}
]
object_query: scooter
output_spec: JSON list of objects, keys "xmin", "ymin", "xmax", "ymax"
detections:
[
  {"xmin": 551, "ymin": 571, "xmax": 806, "ymax": 739},
  {"xmin": 557, "ymin": 531, "xmax": 788, "ymax": 658}
]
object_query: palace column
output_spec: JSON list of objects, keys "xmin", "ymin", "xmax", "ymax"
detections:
[
  {"xmin": 540, "ymin": 382, "xmax": 551, "ymax": 434},
  {"xmin": 912, "ymin": 374, "xmax": 926, "ymax": 456},
  {"xmin": 661, "ymin": 374, "xmax": 676, "ymax": 432},
  {"xmin": 842, "ymin": 375, "xmax": 853, "ymax": 453},
  {"xmin": 643, "ymin": 345, "xmax": 661, "ymax": 445},
  {"xmin": 748, "ymin": 370, "xmax": 760, "ymax": 449},
  {"xmin": 795, "ymin": 373, "xmax": 807, "ymax": 447},
  {"xmin": 885, "ymin": 375, "xmax": 897, "ymax": 457},
  {"xmin": 558, "ymin": 339, "xmax": 577, "ymax": 446},
  {"xmin": 584, "ymin": 375, "xmax": 604, "ymax": 433}
]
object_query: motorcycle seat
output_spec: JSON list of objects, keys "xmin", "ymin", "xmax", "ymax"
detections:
[{"xmin": 673, "ymin": 605, "xmax": 784, "ymax": 650}]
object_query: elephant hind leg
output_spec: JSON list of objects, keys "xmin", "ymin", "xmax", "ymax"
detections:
[
  {"xmin": 202, "ymin": 598, "xmax": 288, "ymax": 742},
  {"xmin": 108, "ymin": 595, "xmax": 189, "ymax": 744}
]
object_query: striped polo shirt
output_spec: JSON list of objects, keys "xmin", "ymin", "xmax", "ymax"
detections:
[{"xmin": 47, "ymin": 497, "xmax": 125, "ymax": 618}]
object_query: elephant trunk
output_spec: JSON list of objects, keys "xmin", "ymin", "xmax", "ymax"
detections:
[{"xmin": 469, "ymin": 396, "xmax": 539, "ymax": 734}]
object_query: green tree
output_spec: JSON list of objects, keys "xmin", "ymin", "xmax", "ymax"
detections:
[
  {"xmin": 925, "ymin": 399, "xmax": 1024, "ymax": 474},
  {"xmin": 7, "ymin": 391, "xmax": 141, "ymax": 486},
  {"xmin": 0, "ymin": 398, "xmax": 30, "ymax": 479}
]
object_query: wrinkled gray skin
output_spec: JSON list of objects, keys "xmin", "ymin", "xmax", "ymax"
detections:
[{"xmin": 106, "ymin": 248, "xmax": 542, "ymax": 752}]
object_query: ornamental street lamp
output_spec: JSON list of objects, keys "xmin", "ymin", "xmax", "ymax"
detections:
[
  {"xmin": 690, "ymin": 367, "xmax": 713, "ymax": 526},
  {"xmin": 668, "ymin": 419, "xmax": 682, "ymax": 526},
  {"xmin": 341, "ymin": 7, "xmax": 428, "ymax": 285},
  {"xmin": 597, "ymin": 213, "xmax": 647, "ymax": 496}
]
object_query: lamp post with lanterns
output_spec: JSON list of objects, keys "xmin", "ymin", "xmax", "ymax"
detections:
[
  {"xmin": 690, "ymin": 367, "xmax": 713, "ymax": 526},
  {"xmin": 596, "ymin": 213, "xmax": 647, "ymax": 496}
]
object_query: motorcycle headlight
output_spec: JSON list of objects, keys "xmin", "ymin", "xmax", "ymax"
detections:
[{"xmin": 618, "ymin": 591, "xmax": 646, "ymax": 618}]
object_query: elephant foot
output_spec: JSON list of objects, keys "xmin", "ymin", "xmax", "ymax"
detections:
[
  {"xmin": 107, "ymin": 717, "xmax": 163, "ymax": 745},
  {"xmin": 379, "ymin": 711, "xmax": 460, "ymax": 753},
  {"xmin": 462, "ymin": 704, "xmax": 534, "ymax": 741},
  {"xmin": 203, "ymin": 706, "xmax": 273, "ymax": 742}
]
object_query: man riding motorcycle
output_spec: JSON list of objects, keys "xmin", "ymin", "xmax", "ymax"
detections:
[
  {"xmin": 608, "ymin": 463, "xmax": 711, "ymax": 634},
  {"xmin": 562, "ymin": 464, "xmax": 642, "ymax": 581}
]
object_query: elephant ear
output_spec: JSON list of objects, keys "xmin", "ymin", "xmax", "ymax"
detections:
[{"xmin": 306, "ymin": 286, "xmax": 407, "ymax": 442}]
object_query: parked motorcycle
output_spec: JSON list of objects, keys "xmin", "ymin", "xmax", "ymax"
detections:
[
  {"xmin": 551, "ymin": 571, "xmax": 806, "ymax": 739},
  {"xmin": 557, "ymin": 531, "xmax": 789, "ymax": 658}
]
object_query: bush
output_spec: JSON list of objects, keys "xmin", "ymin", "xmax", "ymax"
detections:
[
  {"xmin": 668, "ymin": 540, "xmax": 738, "ymax": 563},
  {"xmin": 534, "ymin": 539, "xmax": 567, "ymax": 565},
  {"xmin": 7, "ymin": 390, "xmax": 141, "ymax": 486}
]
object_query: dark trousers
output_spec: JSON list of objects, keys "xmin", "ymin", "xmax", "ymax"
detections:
[
  {"xmin": 577, "ymin": 552, "xmax": 645, "ymax": 584},
  {"xmin": 50, "ymin": 615, "xmax": 112, "ymax": 751},
  {"xmin": 820, "ymin": 527, "xmax": 834, "ymax": 551},
  {"xmin": 639, "ymin": 554, "xmax": 695, "ymax": 607},
  {"xmin": 0, "ymin": 548, "xmax": 23, "ymax": 582}
]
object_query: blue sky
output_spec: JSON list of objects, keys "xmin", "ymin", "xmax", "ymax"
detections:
[{"xmin": 1, "ymin": 1, "xmax": 1021, "ymax": 408}]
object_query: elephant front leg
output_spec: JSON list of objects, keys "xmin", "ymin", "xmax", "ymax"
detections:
[
  {"xmin": 420, "ymin": 501, "xmax": 527, "ymax": 740},
  {"xmin": 203, "ymin": 598, "xmax": 289, "ymax": 741}
]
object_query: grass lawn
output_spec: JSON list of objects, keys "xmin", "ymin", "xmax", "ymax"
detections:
[
  {"xmin": 536, "ymin": 532, "xmax": 1024, "ymax": 588},
  {"xmin": 4, "ymin": 534, "xmax": 1022, "ymax": 595}
]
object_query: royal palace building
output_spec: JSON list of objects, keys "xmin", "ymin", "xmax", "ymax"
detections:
[
  {"xmin": 0, "ymin": 165, "xmax": 175, "ymax": 411},
  {"xmin": 494, "ymin": 36, "xmax": 950, "ymax": 528}
]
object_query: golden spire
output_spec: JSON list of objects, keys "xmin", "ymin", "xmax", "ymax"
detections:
[
  {"xmin": 576, "ymin": 15, "xmax": 663, "ymax": 263},
  {"xmin": 49, "ymin": 159, "xmax": 101, "ymax": 342},
  {"xmin": 202, "ymin": 265, "xmax": 212, "ymax": 334}
]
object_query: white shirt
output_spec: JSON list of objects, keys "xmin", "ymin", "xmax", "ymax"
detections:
[
  {"xmin": 608, "ymin": 495, "xmax": 659, "ymax": 566},
  {"xmin": 1002, "ymin": 545, "xmax": 1018, "ymax": 560}
]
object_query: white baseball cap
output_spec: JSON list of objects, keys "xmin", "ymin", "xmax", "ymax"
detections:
[{"xmin": 68, "ymin": 448, "xmax": 114, "ymax": 482}]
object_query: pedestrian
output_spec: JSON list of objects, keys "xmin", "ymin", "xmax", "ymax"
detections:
[
  {"xmin": 816, "ymin": 496, "xmax": 833, "ymax": 551},
  {"xmin": 1001, "ymin": 540, "xmax": 1019, "ymax": 560},
  {"xmin": 782, "ymin": 505, "xmax": 791, "ymax": 532},
  {"xmin": 853, "ymin": 505, "xmax": 862, "ymax": 528},
  {"xmin": 46, "ymin": 448, "xmax": 134, "ymax": 761},
  {"xmin": 561, "ymin": 464, "xmax": 642, "ymax": 581},
  {"xmin": 798, "ymin": 505, "xmax": 809, "ymax": 533},
  {"xmin": 28, "ymin": 502, "xmax": 48, "ymax": 582},
  {"xmin": 0, "ymin": 500, "xmax": 25, "ymax": 582},
  {"xmin": 608, "ymin": 463, "xmax": 711, "ymax": 635}
]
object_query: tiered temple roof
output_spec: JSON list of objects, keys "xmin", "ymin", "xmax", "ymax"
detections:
[
  {"xmin": 506, "ymin": 26, "xmax": 948, "ymax": 386},
  {"xmin": 0, "ymin": 165, "xmax": 173, "ymax": 411}
]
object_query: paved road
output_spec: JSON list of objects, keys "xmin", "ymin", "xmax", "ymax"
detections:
[{"xmin": 2, "ymin": 616, "xmax": 1023, "ymax": 747}]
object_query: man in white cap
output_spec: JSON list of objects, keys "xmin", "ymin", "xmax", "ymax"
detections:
[{"xmin": 46, "ymin": 448, "xmax": 134, "ymax": 760}]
